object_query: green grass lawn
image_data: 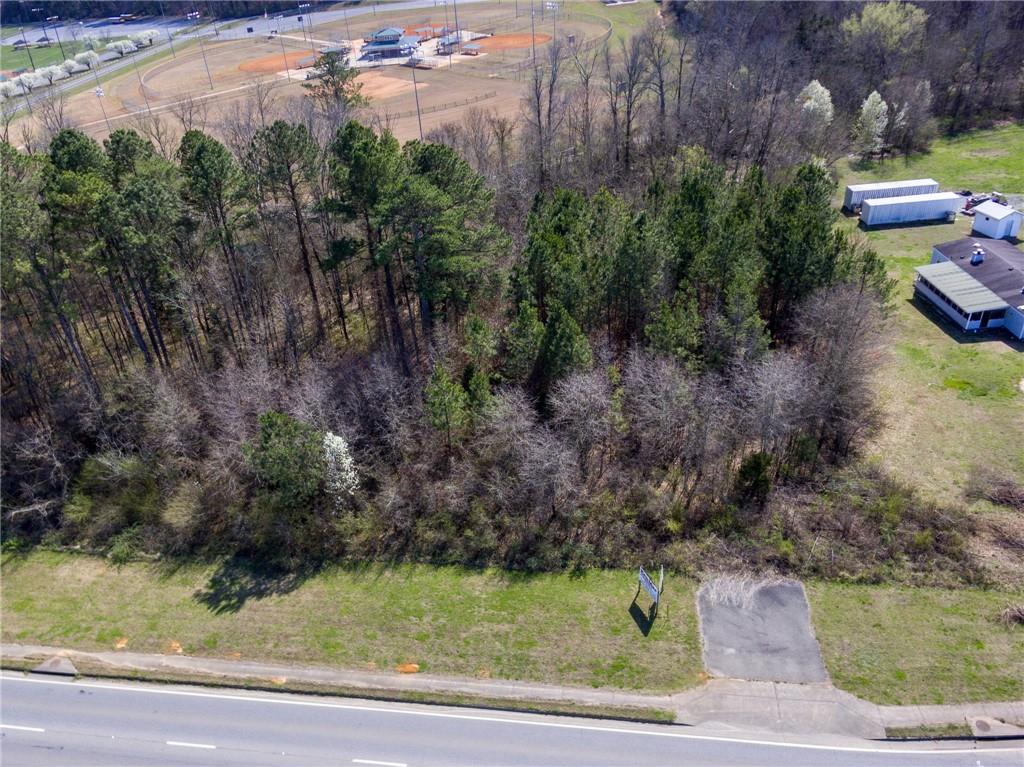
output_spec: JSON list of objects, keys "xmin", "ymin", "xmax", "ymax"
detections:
[
  {"xmin": 1, "ymin": 41, "xmax": 87, "ymax": 72},
  {"xmin": 808, "ymin": 581, "xmax": 1024, "ymax": 705},
  {"xmin": 1, "ymin": 550, "xmax": 702, "ymax": 693},
  {"xmin": 837, "ymin": 126, "xmax": 1024, "ymax": 505},
  {"xmin": 842, "ymin": 122, "xmax": 1024, "ymax": 193}
]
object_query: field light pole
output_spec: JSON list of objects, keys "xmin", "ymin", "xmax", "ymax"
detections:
[
  {"xmin": 157, "ymin": 0, "xmax": 175, "ymax": 58},
  {"xmin": 47, "ymin": 16, "xmax": 67, "ymax": 59},
  {"xmin": 297, "ymin": 3, "xmax": 310, "ymax": 48},
  {"xmin": 130, "ymin": 49, "xmax": 155, "ymax": 117},
  {"xmin": 530, "ymin": 1, "xmax": 537, "ymax": 63},
  {"xmin": 452, "ymin": 0, "xmax": 461, "ymax": 52},
  {"xmin": 19, "ymin": 27, "xmax": 36, "ymax": 70},
  {"xmin": 195, "ymin": 23, "xmax": 214, "ymax": 89},
  {"xmin": 277, "ymin": 17, "xmax": 290, "ymax": 73},
  {"xmin": 343, "ymin": 8, "xmax": 352, "ymax": 43},
  {"xmin": 93, "ymin": 82, "xmax": 112, "ymax": 133},
  {"xmin": 411, "ymin": 64, "xmax": 423, "ymax": 140}
]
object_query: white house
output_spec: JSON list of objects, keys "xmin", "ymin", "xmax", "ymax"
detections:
[
  {"xmin": 842, "ymin": 178, "xmax": 939, "ymax": 211},
  {"xmin": 971, "ymin": 200, "xmax": 1022, "ymax": 240},
  {"xmin": 860, "ymin": 192, "xmax": 961, "ymax": 227},
  {"xmin": 914, "ymin": 238, "xmax": 1024, "ymax": 339}
]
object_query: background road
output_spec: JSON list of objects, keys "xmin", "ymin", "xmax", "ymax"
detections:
[{"xmin": 1, "ymin": 675, "xmax": 1020, "ymax": 767}]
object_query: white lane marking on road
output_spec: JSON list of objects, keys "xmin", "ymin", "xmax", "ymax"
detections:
[
  {"xmin": 1, "ymin": 724, "xmax": 46, "ymax": 732},
  {"xmin": 352, "ymin": 759, "xmax": 407, "ymax": 767},
  {"xmin": 166, "ymin": 740, "xmax": 217, "ymax": 749},
  {"xmin": 4, "ymin": 675, "xmax": 1020, "ymax": 756}
]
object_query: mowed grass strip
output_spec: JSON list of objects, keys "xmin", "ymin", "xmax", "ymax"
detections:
[
  {"xmin": 1, "ymin": 551, "xmax": 701, "ymax": 693},
  {"xmin": 807, "ymin": 582, "xmax": 1024, "ymax": 705}
]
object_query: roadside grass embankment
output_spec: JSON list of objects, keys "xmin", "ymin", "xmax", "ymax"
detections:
[
  {"xmin": 1, "ymin": 550, "xmax": 701, "ymax": 694},
  {"xmin": 5, "ymin": 551, "xmax": 1024, "ymax": 706},
  {"xmin": 808, "ymin": 581, "xmax": 1024, "ymax": 706}
]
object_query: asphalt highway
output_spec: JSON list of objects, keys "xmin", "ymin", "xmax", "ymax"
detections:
[{"xmin": 1, "ymin": 675, "xmax": 1020, "ymax": 766}]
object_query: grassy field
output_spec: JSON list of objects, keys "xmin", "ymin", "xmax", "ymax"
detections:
[
  {"xmin": 808, "ymin": 582, "xmax": 1024, "ymax": 705},
  {"xmin": 1, "ymin": 41, "xmax": 88, "ymax": 72},
  {"xmin": 837, "ymin": 126, "xmax": 1024, "ymax": 505},
  {"xmin": 844, "ymin": 123, "xmax": 1024, "ymax": 193},
  {"xmin": 1, "ymin": 551, "xmax": 702, "ymax": 693}
]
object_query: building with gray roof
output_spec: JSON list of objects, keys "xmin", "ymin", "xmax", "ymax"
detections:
[{"xmin": 914, "ymin": 238, "xmax": 1024, "ymax": 339}]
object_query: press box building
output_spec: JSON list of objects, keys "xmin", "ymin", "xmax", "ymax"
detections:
[{"xmin": 914, "ymin": 238, "xmax": 1024, "ymax": 339}]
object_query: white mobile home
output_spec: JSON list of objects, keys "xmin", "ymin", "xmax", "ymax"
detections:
[
  {"xmin": 971, "ymin": 200, "xmax": 1022, "ymax": 240},
  {"xmin": 914, "ymin": 238, "xmax": 1024, "ymax": 339},
  {"xmin": 842, "ymin": 178, "xmax": 939, "ymax": 210},
  {"xmin": 860, "ymin": 192, "xmax": 961, "ymax": 227}
]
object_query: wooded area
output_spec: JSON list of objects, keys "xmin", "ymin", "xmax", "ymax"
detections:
[{"xmin": 3, "ymin": 1, "xmax": 1019, "ymax": 580}]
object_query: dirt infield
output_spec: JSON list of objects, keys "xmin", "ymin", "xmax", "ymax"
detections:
[
  {"xmin": 476, "ymin": 32, "xmax": 552, "ymax": 52},
  {"xmin": 239, "ymin": 49, "xmax": 317, "ymax": 74}
]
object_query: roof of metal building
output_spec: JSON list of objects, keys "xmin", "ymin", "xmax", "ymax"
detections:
[
  {"xmin": 915, "ymin": 261, "xmax": 1007, "ymax": 313},
  {"xmin": 973, "ymin": 200, "xmax": 1021, "ymax": 221},
  {"xmin": 846, "ymin": 178, "xmax": 938, "ymax": 192},
  {"xmin": 861, "ymin": 191, "xmax": 962, "ymax": 207}
]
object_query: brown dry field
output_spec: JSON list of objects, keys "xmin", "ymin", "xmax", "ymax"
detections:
[
  {"xmin": 476, "ymin": 32, "xmax": 553, "ymax": 52},
  {"xmin": 238, "ymin": 49, "xmax": 319, "ymax": 74}
]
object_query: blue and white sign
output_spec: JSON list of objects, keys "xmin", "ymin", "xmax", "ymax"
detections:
[{"xmin": 639, "ymin": 566, "xmax": 660, "ymax": 604}]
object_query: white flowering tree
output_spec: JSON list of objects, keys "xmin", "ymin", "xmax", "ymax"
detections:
[
  {"xmin": 131, "ymin": 29, "xmax": 159, "ymax": 46},
  {"xmin": 36, "ymin": 65, "xmax": 65, "ymax": 86},
  {"xmin": 322, "ymin": 431, "xmax": 358, "ymax": 508},
  {"xmin": 797, "ymin": 80, "xmax": 834, "ymax": 127},
  {"xmin": 107, "ymin": 40, "xmax": 138, "ymax": 57},
  {"xmin": 60, "ymin": 59, "xmax": 80, "ymax": 77},
  {"xmin": 854, "ymin": 90, "xmax": 889, "ymax": 159},
  {"xmin": 0, "ymin": 81, "xmax": 17, "ymax": 101},
  {"xmin": 75, "ymin": 50, "xmax": 100, "ymax": 69},
  {"xmin": 14, "ymin": 73, "xmax": 43, "ymax": 93},
  {"xmin": 795, "ymin": 79, "xmax": 834, "ymax": 154}
]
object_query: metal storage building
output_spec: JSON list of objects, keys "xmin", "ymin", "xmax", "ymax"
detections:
[
  {"xmin": 860, "ymin": 192, "xmax": 961, "ymax": 227},
  {"xmin": 843, "ymin": 178, "xmax": 939, "ymax": 210},
  {"xmin": 913, "ymin": 238, "xmax": 1024, "ymax": 339},
  {"xmin": 971, "ymin": 200, "xmax": 1022, "ymax": 240}
]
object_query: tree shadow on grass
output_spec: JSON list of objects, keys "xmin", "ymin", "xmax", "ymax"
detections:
[{"xmin": 193, "ymin": 557, "xmax": 319, "ymax": 615}]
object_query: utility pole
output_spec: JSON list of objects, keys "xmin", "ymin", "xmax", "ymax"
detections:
[
  {"xmin": 343, "ymin": 8, "xmax": 352, "ymax": 42},
  {"xmin": 411, "ymin": 63, "xmax": 423, "ymax": 140}
]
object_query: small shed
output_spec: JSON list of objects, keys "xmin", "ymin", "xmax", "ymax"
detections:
[
  {"xmin": 843, "ymin": 178, "xmax": 940, "ymax": 211},
  {"xmin": 860, "ymin": 192, "xmax": 961, "ymax": 227},
  {"xmin": 971, "ymin": 200, "xmax": 1022, "ymax": 240}
]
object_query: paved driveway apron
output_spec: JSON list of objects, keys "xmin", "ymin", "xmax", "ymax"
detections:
[{"xmin": 697, "ymin": 579, "xmax": 829, "ymax": 683}]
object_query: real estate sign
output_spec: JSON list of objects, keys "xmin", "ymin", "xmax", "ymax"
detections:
[{"xmin": 639, "ymin": 566, "xmax": 661, "ymax": 604}]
